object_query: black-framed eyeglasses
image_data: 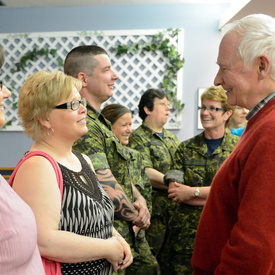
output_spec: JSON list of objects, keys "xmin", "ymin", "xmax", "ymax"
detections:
[
  {"xmin": 198, "ymin": 106, "xmax": 225, "ymax": 112},
  {"xmin": 55, "ymin": 98, "xmax": 87, "ymax": 111},
  {"xmin": 0, "ymin": 81, "xmax": 3, "ymax": 92}
]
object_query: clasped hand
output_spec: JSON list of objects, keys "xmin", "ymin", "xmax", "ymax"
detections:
[
  {"xmin": 132, "ymin": 200, "xmax": 151, "ymax": 230},
  {"xmin": 108, "ymin": 234, "xmax": 133, "ymax": 272},
  {"xmin": 168, "ymin": 182, "xmax": 193, "ymax": 203}
]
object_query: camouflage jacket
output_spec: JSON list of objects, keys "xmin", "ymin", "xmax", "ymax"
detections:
[
  {"xmin": 73, "ymin": 103, "xmax": 133, "ymax": 194},
  {"xmin": 169, "ymin": 130, "xmax": 239, "ymax": 255},
  {"xmin": 128, "ymin": 122, "xmax": 180, "ymax": 175},
  {"xmin": 127, "ymin": 147, "xmax": 152, "ymax": 214},
  {"xmin": 73, "ymin": 103, "xmax": 139, "ymax": 249},
  {"xmin": 172, "ymin": 130, "xmax": 240, "ymax": 187}
]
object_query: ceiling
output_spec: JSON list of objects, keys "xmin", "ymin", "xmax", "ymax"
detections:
[
  {"xmin": 0, "ymin": 0, "xmax": 245, "ymax": 8},
  {"xmin": 224, "ymin": 0, "xmax": 275, "ymax": 24},
  {"xmin": 0, "ymin": 0, "xmax": 273, "ymax": 28}
]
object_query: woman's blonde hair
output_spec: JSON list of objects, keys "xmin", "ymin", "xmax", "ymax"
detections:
[
  {"xmin": 201, "ymin": 85, "xmax": 233, "ymax": 112},
  {"xmin": 18, "ymin": 70, "xmax": 82, "ymax": 141},
  {"xmin": 201, "ymin": 85, "xmax": 234, "ymax": 127}
]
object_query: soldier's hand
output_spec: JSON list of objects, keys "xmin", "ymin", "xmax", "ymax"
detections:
[
  {"xmin": 168, "ymin": 182, "xmax": 193, "ymax": 203},
  {"xmin": 132, "ymin": 201, "xmax": 151, "ymax": 229},
  {"xmin": 133, "ymin": 225, "xmax": 141, "ymax": 237},
  {"xmin": 168, "ymin": 181, "xmax": 178, "ymax": 190}
]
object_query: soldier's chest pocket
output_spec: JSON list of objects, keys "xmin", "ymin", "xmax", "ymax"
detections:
[
  {"xmin": 104, "ymin": 131, "xmax": 128, "ymax": 161},
  {"xmin": 184, "ymin": 162, "xmax": 206, "ymax": 187},
  {"xmin": 149, "ymin": 143, "xmax": 169, "ymax": 162}
]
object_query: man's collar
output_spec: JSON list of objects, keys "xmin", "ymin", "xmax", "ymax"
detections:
[{"xmin": 246, "ymin": 91, "xmax": 275, "ymax": 120}]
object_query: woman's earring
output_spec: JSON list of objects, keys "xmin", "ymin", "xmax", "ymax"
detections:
[{"xmin": 48, "ymin": 128, "xmax": 54, "ymax": 136}]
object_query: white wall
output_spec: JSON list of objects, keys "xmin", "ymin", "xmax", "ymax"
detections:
[{"xmin": 0, "ymin": 3, "xmax": 228, "ymax": 166}]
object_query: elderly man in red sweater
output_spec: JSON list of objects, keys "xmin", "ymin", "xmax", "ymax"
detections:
[{"xmin": 192, "ymin": 14, "xmax": 275, "ymax": 274}]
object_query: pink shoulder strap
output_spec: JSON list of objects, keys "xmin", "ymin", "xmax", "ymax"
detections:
[{"xmin": 8, "ymin": 151, "xmax": 63, "ymax": 201}]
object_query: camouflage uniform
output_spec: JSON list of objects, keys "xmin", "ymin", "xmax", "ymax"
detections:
[
  {"xmin": 73, "ymin": 104, "xmax": 159, "ymax": 275},
  {"xmin": 168, "ymin": 130, "xmax": 239, "ymax": 275},
  {"xmin": 128, "ymin": 122, "xmax": 180, "ymax": 273},
  {"xmin": 125, "ymin": 147, "xmax": 159, "ymax": 274},
  {"xmin": 128, "ymin": 147, "xmax": 153, "ymax": 214}
]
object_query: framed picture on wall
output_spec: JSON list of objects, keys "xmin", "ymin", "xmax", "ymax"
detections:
[{"xmin": 197, "ymin": 88, "xmax": 206, "ymax": 130}]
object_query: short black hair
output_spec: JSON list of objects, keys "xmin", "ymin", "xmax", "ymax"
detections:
[{"xmin": 138, "ymin": 88, "xmax": 168, "ymax": 121}]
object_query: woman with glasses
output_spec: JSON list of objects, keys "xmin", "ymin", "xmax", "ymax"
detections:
[
  {"xmin": 128, "ymin": 88, "xmax": 180, "ymax": 274},
  {"xmin": 166, "ymin": 85, "xmax": 239, "ymax": 274},
  {"xmin": 9, "ymin": 70, "xmax": 132, "ymax": 274},
  {"xmin": 0, "ymin": 45, "xmax": 45, "ymax": 274}
]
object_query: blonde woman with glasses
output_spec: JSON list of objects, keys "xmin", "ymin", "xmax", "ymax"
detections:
[
  {"xmin": 166, "ymin": 85, "xmax": 239, "ymax": 274},
  {"xmin": 9, "ymin": 70, "xmax": 132, "ymax": 275}
]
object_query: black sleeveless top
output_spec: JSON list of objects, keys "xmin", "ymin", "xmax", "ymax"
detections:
[{"xmin": 58, "ymin": 150, "xmax": 114, "ymax": 275}]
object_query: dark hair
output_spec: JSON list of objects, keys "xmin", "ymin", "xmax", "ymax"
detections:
[
  {"xmin": 138, "ymin": 88, "xmax": 168, "ymax": 121},
  {"xmin": 101, "ymin": 104, "xmax": 131, "ymax": 125},
  {"xmin": 64, "ymin": 45, "xmax": 108, "ymax": 78},
  {"xmin": 0, "ymin": 44, "xmax": 5, "ymax": 68}
]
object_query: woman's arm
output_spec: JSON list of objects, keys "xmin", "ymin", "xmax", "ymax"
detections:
[
  {"xmin": 168, "ymin": 182, "xmax": 210, "ymax": 206},
  {"xmin": 12, "ymin": 156, "xmax": 128, "ymax": 270},
  {"xmin": 145, "ymin": 167, "xmax": 168, "ymax": 190}
]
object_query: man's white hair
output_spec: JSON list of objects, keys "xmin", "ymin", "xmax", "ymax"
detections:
[{"xmin": 222, "ymin": 14, "xmax": 275, "ymax": 79}]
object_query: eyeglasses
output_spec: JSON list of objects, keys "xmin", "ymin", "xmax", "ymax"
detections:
[
  {"xmin": 159, "ymin": 102, "xmax": 172, "ymax": 109},
  {"xmin": 55, "ymin": 98, "xmax": 87, "ymax": 111},
  {"xmin": 198, "ymin": 106, "xmax": 225, "ymax": 112},
  {"xmin": 0, "ymin": 81, "xmax": 3, "ymax": 92}
]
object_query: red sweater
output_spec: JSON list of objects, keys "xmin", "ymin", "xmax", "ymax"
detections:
[{"xmin": 192, "ymin": 99, "xmax": 275, "ymax": 275}]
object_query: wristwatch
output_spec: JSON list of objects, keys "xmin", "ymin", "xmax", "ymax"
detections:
[{"xmin": 194, "ymin": 187, "xmax": 200, "ymax": 197}]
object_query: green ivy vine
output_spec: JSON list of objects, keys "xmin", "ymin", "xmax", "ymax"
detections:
[
  {"xmin": 11, "ymin": 46, "xmax": 63, "ymax": 73},
  {"xmin": 115, "ymin": 28, "xmax": 185, "ymax": 112},
  {"xmin": 3, "ymin": 46, "xmax": 63, "ymax": 128}
]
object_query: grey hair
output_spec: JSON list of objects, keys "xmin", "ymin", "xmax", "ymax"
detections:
[{"xmin": 222, "ymin": 14, "xmax": 275, "ymax": 79}]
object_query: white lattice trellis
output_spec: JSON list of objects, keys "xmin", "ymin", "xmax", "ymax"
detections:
[{"xmin": 0, "ymin": 29, "xmax": 184, "ymax": 131}]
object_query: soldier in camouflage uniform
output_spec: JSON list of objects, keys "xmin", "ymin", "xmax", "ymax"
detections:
[
  {"xmin": 101, "ymin": 104, "xmax": 153, "ymax": 215},
  {"xmin": 128, "ymin": 89, "xmax": 180, "ymax": 274},
  {"xmin": 64, "ymin": 45, "xmax": 159, "ymax": 275},
  {"xmin": 102, "ymin": 103, "xmax": 159, "ymax": 274},
  {"xmin": 167, "ymin": 85, "xmax": 240, "ymax": 274}
]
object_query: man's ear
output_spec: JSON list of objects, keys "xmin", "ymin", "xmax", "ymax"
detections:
[
  {"xmin": 77, "ymin": 72, "xmax": 87, "ymax": 87},
  {"xmin": 257, "ymin": 55, "xmax": 271, "ymax": 79},
  {"xmin": 144, "ymin": 106, "xmax": 151, "ymax": 116}
]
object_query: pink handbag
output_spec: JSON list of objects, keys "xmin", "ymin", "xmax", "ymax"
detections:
[{"xmin": 9, "ymin": 151, "xmax": 63, "ymax": 275}]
